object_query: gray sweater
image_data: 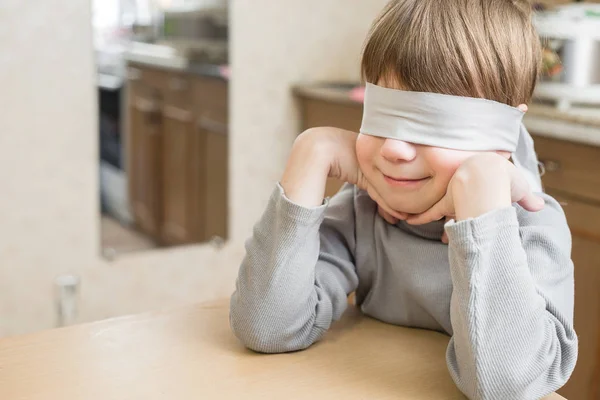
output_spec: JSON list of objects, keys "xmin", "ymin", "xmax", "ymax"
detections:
[{"xmin": 230, "ymin": 183, "xmax": 578, "ymax": 400}]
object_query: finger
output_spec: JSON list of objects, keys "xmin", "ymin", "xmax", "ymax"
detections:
[
  {"xmin": 406, "ymin": 199, "xmax": 448, "ymax": 225},
  {"xmin": 441, "ymin": 231, "xmax": 449, "ymax": 244},
  {"xmin": 378, "ymin": 206, "xmax": 398, "ymax": 224},
  {"xmin": 507, "ymin": 163, "xmax": 545, "ymax": 212},
  {"xmin": 355, "ymin": 170, "xmax": 369, "ymax": 192},
  {"xmin": 517, "ymin": 192, "xmax": 545, "ymax": 212},
  {"xmin": 441, "ymin": 216, "xmax": 451, "ymax": 244}
]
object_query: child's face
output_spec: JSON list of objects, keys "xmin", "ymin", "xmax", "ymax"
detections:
[
  {"xmin": 356, "ymin": 77, "xmax": 514, "ymax": 216},
  {"xmin": 356, "ymin": 135, "xmax": 482, "ymax": 214}
]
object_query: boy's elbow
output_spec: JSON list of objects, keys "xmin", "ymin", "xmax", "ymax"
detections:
[
  {"xmin": 451, "ymin": 335, "xmax": 578, "ymax": 399},
  {"xmin": 473, "ymin": 347, "xmax": 577, "ymax": 399},
  {"xmin": 473, "ymin": 369, "xmax": 572, "ymax": 400},
  {"xmin": 230, "ymin": 317, "xmax": 293, "ymax": 353},
  {"xmin": 229, "ymin": 298, "xmax": 320, "ymax": 354}
]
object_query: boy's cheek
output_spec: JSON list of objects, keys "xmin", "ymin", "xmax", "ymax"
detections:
[
  {"xmin": 355, "ymin": 135, "xmax": 378, "ymax": 170},
  {"xmin": 426, "ymin": 148, "xmax": 477, "ymax": 181}
]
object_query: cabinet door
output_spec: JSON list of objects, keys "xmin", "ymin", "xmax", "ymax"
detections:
[
  {"xmin": 594, "ymin": 330, "xmax": 600, "ymax": 400},
  {"xmin": 545, "ymin": 191, "xmax": 600, "ymax": 400},
  {"xmin": 161, "ymin": 104, "xmax": 197, "ymax": 245},
  {"xmin": 128, "ymin": 86, "xmax": 162, "ymax": 238},
  {"xmin": 559, "ymin": 235, "xmax": 600, "ymax": 400},
  {"xmin": 203, "ymin": 124, "xmax": 228, "ymax": 241},
  {"xmin": 193, "ymin": 77, "xmax": 229, "ymax": 242}
]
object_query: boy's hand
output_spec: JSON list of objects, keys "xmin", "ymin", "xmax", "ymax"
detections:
[
  {"xmin": 281, "ymin": 127, "xmax": 406, "ymax": 220},
  {"xmin": 406, "ymin": 153, "xmax": 545, "ymax": 228}
]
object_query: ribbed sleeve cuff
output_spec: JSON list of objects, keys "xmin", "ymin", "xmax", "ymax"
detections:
[
  {"xmin": 274, "ymin": 183, "xmax": 329, "ymax": 226},
  {"xmin": 445, "ymin": 206, "xmax": 519, "ymax": 247}
]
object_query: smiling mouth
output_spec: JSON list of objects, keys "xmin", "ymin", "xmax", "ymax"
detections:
[{"xmin": 383, "ymin": 174, "xmax": 430, "ymax": 187}]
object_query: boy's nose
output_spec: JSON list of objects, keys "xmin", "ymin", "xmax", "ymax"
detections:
[{"xmin": 380, "ymin": 138, "xmax": 417, "ymax": 162}]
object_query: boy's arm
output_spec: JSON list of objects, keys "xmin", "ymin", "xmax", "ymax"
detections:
[
  {"xmin": 229, "ymin": 129, "xmax": 360, "ymax": 353},
  {"xmin": 441, "ymin": 157, "xmax": 578, "ymax": 399},
  {"xmin": 445, "ymin": 197, "xmax": 577, "ymax": 399}
]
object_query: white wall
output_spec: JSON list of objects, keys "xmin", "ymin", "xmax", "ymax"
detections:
[
  {"xmin": 230, "ymin": 1, "xmax": 390, "ymax": 241},
  {"xmin": 0, "ymin": 0, "xmax": 388, "ymax": 336}
]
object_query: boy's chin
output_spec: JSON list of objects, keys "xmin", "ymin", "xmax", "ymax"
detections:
[{"xmin": 386, "ymin": 199, "xmax": 437, "ymax": 216}]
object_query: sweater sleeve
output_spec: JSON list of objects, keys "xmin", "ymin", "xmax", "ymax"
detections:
[
  {"xmin": 229, "ymin": 183, "xmax": 359, "ymax": 353},
  {"xmin": 443, "ymin": 193, "xmax": 578, "ymax": 400}
]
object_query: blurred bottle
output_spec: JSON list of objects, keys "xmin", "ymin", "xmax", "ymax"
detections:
[{"xmin": 54, "ymin": 275, "xmax": 80, "ymax": 328}]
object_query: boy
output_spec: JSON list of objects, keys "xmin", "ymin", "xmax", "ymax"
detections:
[{"xmin": 230, "ymin": 1, "xmax": 578, "ymax": 399}]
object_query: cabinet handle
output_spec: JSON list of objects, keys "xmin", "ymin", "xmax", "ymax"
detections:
[
  {"xmin": 127, "ymin": 67, "xmax": 141, "ymax": 81},
  {"xmin": 134, "ymin": 97, "xmax": 158, "ymax": 113},
  {"xmin": 163, "ymin": 105, "xmax": 192, "ymax": 122},
  {"xmin": 197, "ymin": 115, "xmax": 228, "ymax": 135},
  {"xmin": 169, "ymin": 77, "xmax": 189, "ymax": 91},
  {"xmin": 539, "ymin": 159, "xmax": 561, "ymax": 173},
  {"xmin": 134, "ymin": 97, "xmax": 161, "ymax": 127}
]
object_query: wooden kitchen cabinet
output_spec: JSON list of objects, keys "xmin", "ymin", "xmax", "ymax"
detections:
[
  {"xmin": 161, "ymin": 104, "xmax": 196, "ymax": 245},
  {"xmin": 160, "ymin": 73, "xmax": 202, "ymax": 245},
  {"xmin": 127, "ymin": 77, "xmax": 163, "ymax": 238},
  {"xmin": 535, "ymin": 137, "xmax": 600, "ymax": 400},
  {"xmin": 569, "ymin": 235, "xmax": 600, "ymax": 398},
  {"xmin": 194, "ymin": 79, "xmax": 229, "ymax": 242},
  {"xmin": 543, "ymin": 189, "xmax": 600, "ymax": 400},
  {"xmin": 126, "ymin": 63, "xmax": 228, "ymax": 246},
  {"xmin": 295, "ymin": 90, "xmax": 600, "ymax": 400},
  {"xmin": 203, "ymin": 128, "xmax": 228, "ymax": 241}
]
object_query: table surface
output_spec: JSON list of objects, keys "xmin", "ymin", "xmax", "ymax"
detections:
[{"xmin": 0, "ymin": 300, "xmax": 565, "ymax": 400}]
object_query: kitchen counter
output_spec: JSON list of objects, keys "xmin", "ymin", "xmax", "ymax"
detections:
[
  {"xmin": 123, "ymin": 42, "xmax": 229, "ymax": 80},
  {"xmin": 187, "ymin": 63, "xmax": 230, "ymax": 80},
  {"xmin": 293, "ymin": 83, "xmax": 600, "ymax": 147},
  {"xmin": 0, "ymin": 300, "xmax": 565, "ymax": 400},
  {"xmin": 127, "ymin": 58, "xmax": 229, "ymax": 81}
]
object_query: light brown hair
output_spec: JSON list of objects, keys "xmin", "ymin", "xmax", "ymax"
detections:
[{"xmin": 361, "ymin": 0, "xmax": 541, "ymax": 106}]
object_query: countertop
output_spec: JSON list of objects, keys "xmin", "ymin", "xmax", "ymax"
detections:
[
  {"xmin": 127, "ymin": 58, "xmax": 230, "ymax": 81},
  {"xmin": 293, "ymin": 83, "xmax": 600, "ymax": 147},
  {"xmin": 123, "ymin": 42, "xmax": 229, "ymax": 81},
  {"xmin": 0, "ymin": 300, "xmax": 565, "ymax": 400}
]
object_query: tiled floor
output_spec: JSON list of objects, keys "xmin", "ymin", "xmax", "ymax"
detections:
[{"xmin": 101, "ymin": 215, "xmax": 156, "ymax": 257}]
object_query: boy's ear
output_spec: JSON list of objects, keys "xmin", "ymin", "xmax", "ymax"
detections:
[{"xmin": 517, "ymin": 104, "xmax": 528, "ymax": 112}]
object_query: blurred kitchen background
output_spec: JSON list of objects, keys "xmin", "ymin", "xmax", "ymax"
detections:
[
  {"xmin": 1, "ymin": 0, "xmax": 599, "ymax": 398},
  {"xmin": 97, "ymin": 0, "xmax": 229, "ymax": 257}
]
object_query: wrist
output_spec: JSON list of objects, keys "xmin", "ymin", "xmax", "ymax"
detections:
[
  {"xmin": 452, "ymin": 158, "xmax": 512, "ymax": 220},
  {"xmin": 280, "ymin": 130, "xmax": 333, "ymax": 207}
]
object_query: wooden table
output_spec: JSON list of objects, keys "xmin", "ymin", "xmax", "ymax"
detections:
[{"xmin": 0, "ymin": 300, "xmax": 565, "ymax": 400}]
